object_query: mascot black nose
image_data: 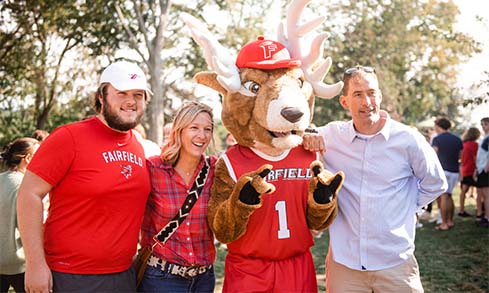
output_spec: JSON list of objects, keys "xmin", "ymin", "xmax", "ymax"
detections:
[{"xmin": 281, "ymin": 107, "xmax": 303, "ymax": 123}]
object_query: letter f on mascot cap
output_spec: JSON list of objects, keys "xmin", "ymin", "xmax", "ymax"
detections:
[{"xmin": 236, "ymin": 36, "xmax": 301, "ymax": 69}]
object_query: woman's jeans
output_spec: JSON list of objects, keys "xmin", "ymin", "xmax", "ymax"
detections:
[{"xmin": 138, "ymin": 265, "xmax": 215, "ymax": 293}]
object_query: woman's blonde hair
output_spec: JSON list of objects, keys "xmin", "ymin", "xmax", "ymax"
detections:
[{"xmin": 161, "ymin": 101, "xmax": 214, "ymax": 166}]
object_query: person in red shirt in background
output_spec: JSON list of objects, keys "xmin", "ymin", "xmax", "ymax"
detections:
[
  {"xmin": 459, "ymin": 127, "xmax": 481, "ymax": 217},
  {"xmin": 17, "ymin": 61, "xmax": 151, "ymax": 293}
]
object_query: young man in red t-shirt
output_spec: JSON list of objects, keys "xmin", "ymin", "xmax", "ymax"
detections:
[{"xmin": 17, "ymin": 61, "xmax": 151, "ymax": 293}]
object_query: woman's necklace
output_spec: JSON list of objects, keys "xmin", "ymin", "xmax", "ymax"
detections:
[
  {"xmin": 175, "ymin": 159, "xmax": 199, "ymax": 184},
  {"xmin": 176, "ymin": 166, "xmax": 192, "ymax": 176},
  {"xmin": 181, "ymin": 170, "xmax": 192, "ymax": 176},
  {"xmin": 175, "ymin": 166, "xmax": 195, "ymax": 183}
]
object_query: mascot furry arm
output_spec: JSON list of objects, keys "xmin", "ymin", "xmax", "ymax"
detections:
[{"xmin": 181, "ymin": 0, "xmax": 344, "ymax": 244}]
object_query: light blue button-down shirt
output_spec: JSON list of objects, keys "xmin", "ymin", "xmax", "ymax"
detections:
[{"xmin": 318, "ymin": 116, "xmax": 447, "ymax": 271}]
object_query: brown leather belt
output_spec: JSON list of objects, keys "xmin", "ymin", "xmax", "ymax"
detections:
[{"xmin": 147, "ymin": 255, "xmax": 212, "ymax": 279}]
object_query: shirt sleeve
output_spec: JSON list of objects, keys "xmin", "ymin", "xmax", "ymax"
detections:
[
  {"xmin": 409, "ymin": 131, "xmax": 447, "ymax": 209},
  {"xmin": 482, "ymin": 137, "xmax": 489, "ymax": 152},
  {"xmin": 27, "ymin": 126, "xmax": 76, "ymax": 187},
  {"xmin": 431, "ymin": 135, "xmax": 439, "ymax": 148}
]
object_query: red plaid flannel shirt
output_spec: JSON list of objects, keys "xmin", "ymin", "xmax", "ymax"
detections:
[{"xmin": 140, "ymin": 155, "xmax": 217, "ymax": 266}]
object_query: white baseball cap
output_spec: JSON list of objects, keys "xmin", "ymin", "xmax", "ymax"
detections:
[{"xmin": 100, "ymin": 61, "xmax": 152, "ymax": 94}]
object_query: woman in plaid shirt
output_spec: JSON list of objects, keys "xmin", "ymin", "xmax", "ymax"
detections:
[{"xmin": 139, "ymin": 101, "xmax": 217, "ymax": 293}]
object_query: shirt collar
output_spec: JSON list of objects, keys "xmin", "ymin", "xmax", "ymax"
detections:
[
  {"xmin": 347, "ymin": 121, "xmax": 357, "ymax": 143},
  {"xmin": 378, "ymin": 110, "xmax": 391, "ymax": 141},
  {"xmin": 349, "ymin": 110, "xmax": 391, "ymax": 142}
]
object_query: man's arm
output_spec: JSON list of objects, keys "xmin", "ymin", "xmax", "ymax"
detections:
[
  {"xmin": 458, "ymin": 149, "xmax": 463, "ymax": 180},
  {"xmin": 17, "ymin": 170, "xmax": 53, "ymax": 293},
  {"xmin": 485, "ymin": 150, "xmax": 489, "ymax": 172},
  {"xmin": 412, "ymin": 135, "xmax": 447, "ymax": 208}
]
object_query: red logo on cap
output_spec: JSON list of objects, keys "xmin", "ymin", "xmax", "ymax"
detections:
[
  {"xmin": 261, "ymin": 42, "xmax": 277, "ymax": 59},
  {"xmin": 129, "ymin": 74, "xmax": 139, "ymax": 80},
  {"xmin": 236, "ymin": 36, "xmax": 301, "ymax": 70}
]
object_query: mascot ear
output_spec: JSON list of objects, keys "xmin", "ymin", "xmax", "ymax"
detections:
[{"xmin": 195, "ymin": 72, "xmax": 228, "ymax": 96}]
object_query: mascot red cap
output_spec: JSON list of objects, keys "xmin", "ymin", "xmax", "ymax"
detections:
[{"xmin": 236, "ymin": 36, "xmax": 301, "ymax": 69}]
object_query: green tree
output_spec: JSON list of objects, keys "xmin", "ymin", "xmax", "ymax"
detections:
[
  {"xmin": 0, "ymin": 0, "xmax": 123, "ymax": 145},
  {"xmin": 2, "ymin": 0, "xmax": 481, "ymax": 147},
  {"xmin": 463, "ymin": 71, "xmax": 489, "ymax": 107},
  {"xmin": 113, "ymin": 0, "xmax": 276, "ymax": 144},
  {"xmin": 0, "ymin": 0, "xmax": 275, "ymax": 146},
  {"xmin": 313, "ymin": 0, "xmax": 481, "ymax": 126}
]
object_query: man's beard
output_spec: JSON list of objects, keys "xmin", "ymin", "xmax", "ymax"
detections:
[{"xmin": 102, "ymin": 97, "xmax": 143, "ymax": 132}]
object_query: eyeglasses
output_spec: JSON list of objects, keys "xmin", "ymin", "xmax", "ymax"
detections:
[{"xmin": 344, "ymin": 65, "xmax": 375, "ymax": 75}]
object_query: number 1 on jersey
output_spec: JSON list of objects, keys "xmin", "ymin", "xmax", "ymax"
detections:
[{"xmin": 275, "ymin": 200, "xmax": 290, "ymax": 239}]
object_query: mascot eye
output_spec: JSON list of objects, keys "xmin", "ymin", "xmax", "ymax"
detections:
[
  {"xmin": 297, "ymin": 78, "xmax": 304, "ymax": 88},
  {"xmin": 243, "ymin": 81, "xmax": 261, "ymax": 94}
]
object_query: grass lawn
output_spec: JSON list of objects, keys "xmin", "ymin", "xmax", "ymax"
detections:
[{"xmin": 214, "ymin": 187, "xmax": 489, "ymax": 292}]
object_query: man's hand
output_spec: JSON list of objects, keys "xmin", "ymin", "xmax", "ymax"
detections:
[
  {"xmin": 303, "ymin": 134, "xmax": 325, "ymax": 153},
  {"xmin": 25, "ymin": 261, "xmax": 53, "ymax": 293}
]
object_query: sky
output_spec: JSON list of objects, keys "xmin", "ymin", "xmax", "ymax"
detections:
[
  {"xmin": 453, "ymin": 0, "xmax": 489, "ymax": 84},
  {"xmin": 452, "ymin": 0, "xmax": 489, "ymax": 125}
]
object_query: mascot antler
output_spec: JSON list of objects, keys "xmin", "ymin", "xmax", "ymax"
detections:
[
  {"xmin": 278, "ymin": 0, "xmax": 343, "ymax": 99},
  {"xmin": 181, "ymin": 0, "xmax": 342, "ymax": 99},
  {"xmin": 180, "ymin": 12, "xmax": 241, "ymax": 93}
]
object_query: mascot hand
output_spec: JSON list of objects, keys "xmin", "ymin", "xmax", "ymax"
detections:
[
  {"xmin": 238, "ymin": 164, "xmax": 276, "ymax": 205},
  {"xmin": 309, "ymin": 161, "xmax": 344, "ymax": 204}
]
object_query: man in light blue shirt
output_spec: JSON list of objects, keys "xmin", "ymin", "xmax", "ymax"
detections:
[{"xmin": 304, "ymin": 65, "xmax": 447, "ymax": 292}]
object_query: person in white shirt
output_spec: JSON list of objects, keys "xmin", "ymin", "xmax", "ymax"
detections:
[
  {"xmin": 134, "ymin": 123, "xmax": 161, "ymax": 158},
  {"xmin": 476, "ymin": 117, "xmax": 489, "ymax": 227},
  {"xmin": 303, "ymin": 65, "xmax": 447, "ymax": 292}
]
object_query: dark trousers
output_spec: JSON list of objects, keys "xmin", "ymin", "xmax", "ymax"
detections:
[
  {"xmin": 0, "ymin": 273, "xmax": 25, "ymax": 293},
  {"xmin": 52, "ymin": 267, "xmax": 136, "ymax": 293},
  {"xmin": 138, "ymin": 265, "xmax": 215, "ymax": 293}
]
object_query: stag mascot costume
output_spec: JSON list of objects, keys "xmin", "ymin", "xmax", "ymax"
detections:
[{"xmin": 182, "ymin": 0, "xmax": 344, "ymax": 291}]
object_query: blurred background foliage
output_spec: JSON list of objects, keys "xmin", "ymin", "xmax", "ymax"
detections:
[{"xmin": 1, "ymin": 0, "xmax": 487, "ymax": 147}]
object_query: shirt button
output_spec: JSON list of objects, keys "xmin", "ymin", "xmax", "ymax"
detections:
[
  {"xmin": 187, "ymin": 222, "xmax": 190, "ymax": 226},
  {"xmin": 189, "ymin": 252, "xmax": 193, "ymax": 256},
  {"xmin": 187, "ymin": 237, "xmax": 190, "ymax": 241}
]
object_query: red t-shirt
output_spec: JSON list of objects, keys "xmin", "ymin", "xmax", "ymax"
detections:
[
  {"xmin": 461, "ymin": 140, "xmax": 478, "ymax": 177},
  {"xmin": 27, "ymin": 117, "xmax": 150, "ymax": 274},
  {"xmin": 222, "ymin": 145, "xmax": 315, "ymax": 260}
]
